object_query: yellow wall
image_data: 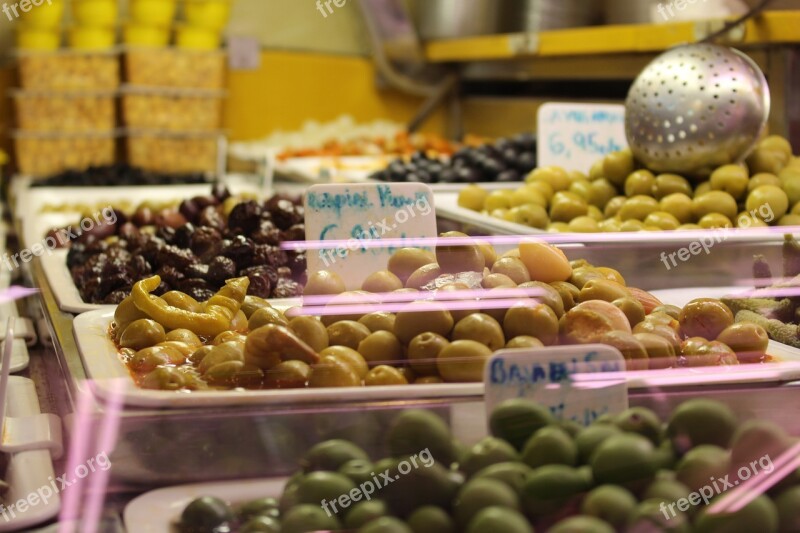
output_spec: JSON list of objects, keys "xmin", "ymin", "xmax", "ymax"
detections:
[{"xmin": 223, "ymin": 50, "xmax": 446, "ymax": 141}]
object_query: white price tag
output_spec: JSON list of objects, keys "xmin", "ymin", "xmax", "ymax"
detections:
[
  {"xmin": 537, "ymin": 102, "xmax": 628, "ymax": 173},
  {"xmin": 484, "ymin": 344, "xmax": 628, "ymax": 427},
  {"xmin": 304, "ymin": 183, "xmax": 437, "ymax": 290}
]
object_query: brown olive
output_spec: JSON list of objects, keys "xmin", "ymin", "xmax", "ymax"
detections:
[
  {"xmin": 598, "ymin": 331, "xmax": 648, "ymax": 371},
  {"xmin": 364, "ymin": 366, "xmax": 408, "ymax": 386},
  {"xmin": 482, "ymin": 273, "xmax": 517, "ymax": 289},
  {"xmin": 309, "ymin": 355, "xmax": 362, "ymax": 388},
  {"xmin": 120, "ymin": 319, "xmax": 166, "ymax": 351},
  {"xmin": 407, "ymin": 332, "xmax": 450, "ymax": 376},
  {"xmin": 679, "ymin": 299, "xmax": 734, "ymax": 340},
  {"xmin": 264, "ymin": 360, "xmax": 312, "ymax": 389},
  {"xmin": 320, "ymin": 346, "xmax": 369, "ymax": 378},
  {"xmin": 358, "ymin": 312, "xmax": 396, "ymax": 333},
  {"xmin": 361, "ymin": 270, "xmax": 403, "ymax": 293},
  {"xmin": 436, "ymin": 232, "xmax": 485, "ymax": 274},
  {"xmin": 304, "ymin": 270, "xmax": 347, "ymax": 295},
  {"xmin": 387, "ymin": 248, "xmax": 436, "ymax": 284},
  {"xmin": 327, "ymin": 321, "xmax": 372, "ymax": 350},
  {"xmin": 612, "ymin": 297, "xmax": 646, "ymax": 328},
  {"xmin": 550, "ymin": 281, "xmax": 579, "ymax": 311},
  {"xmin": 162, "ymin": 291, "xmax": 203, "ymax": 313},
  {"xmin": 130, "ymin": 345, "xmax": 183, "ymax": 373},
  {"xmin": 634, "ymin": 332, "xmax": 677, "ymax": 369},
  {"xmin": 437, "ymin": 340, "xmax": 492, "ymax": 382},
  {"xmin": 393, "ymin": 301, "xmax": 454, "ymax": 344},
  {"xmin": 165, "ymin": 328, "xmax": 202, "ymax": 348},
  {"xmin": 716, "ymin": 323, "xmax": 769, "ymax": 363},
  {"xmin": 357, "ymin": 330, "xmax": 404, "ymax": 367},
  {"xmin": 651, "ymin": 305, "xmax": 681, "ymax": 321},
  {"xmin": 503, "ymin": 302, "xmax": 559, "ymax": 345},
  {"xmin": 405, "ymin": 264, "xmax": 443, "ymax": 289},
  {"xmin": 452, "ymin": 313, "xmax": 505, "ymax": 351},
  {"xmin": 241, "ymin": 295, "xmax": 272, "ymax": 319},
  {"xmin": 289, "ymin": 316, "xmax": 329, "ymax": 352},
  {"xmin": 579, "ymin": 279, "xmax": 630, "ymax": 303},
  {"xmin": 491, "ymin": 257, "xmax": 531, "ymax": 285},
  {"xmin": 505, "ymin": 336, "xmax": 544, "ymax": 349},
  {"xmin": 518, "ymin": 281, "xmax": 565, "ymax": 318},
  {"xmin": 248, "ymin": 307, "xmax": 289, "ymax": 330}
]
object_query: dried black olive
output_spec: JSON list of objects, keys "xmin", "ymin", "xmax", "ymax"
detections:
[
  {"xmin": 155, "ymin": 245, "xmax": 198, "ymax": 271},
  {"xmin": 155, "ymin": 265, "xmax": 186, "ymax": 287},
  {"xmin": 178, "ymin": 279, "xmax": 214, "ymax": 302},
  {"xmin": 228, "ymin": 201, "xmax": 263, "ymax": 233},
  {"xmin": 173, "ymin": 223, "xmax": 196, "ymax": 249},
  {"xmin": 273, "ymin": 278, "xmax": 302, "ymax": 298},
  {"xmin": 189, "ymin": 227, "xmax": 222, "ymax": 261},
  {"xmin": 221, "ymin": 235, "xmax": 255, "ymax": 268},
  {"xmin": 241, "ymin": 266, "xmax": 273, "ymax": 299},
  {"xmin": 281, "ymin": 224, "xmax": 305, "ymax": 243},
  {"xmin": 197, "ymin": 205, "xmax": 225, "ymax": 231},
  {"xmin": 207, "ymin": 256, "xmax": 237, "ymax": 284}
]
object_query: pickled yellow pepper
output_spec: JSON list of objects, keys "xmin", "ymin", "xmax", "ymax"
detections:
[{"xmin": 131, "ymin": 275, "xmax": 250, "ymax": 338}]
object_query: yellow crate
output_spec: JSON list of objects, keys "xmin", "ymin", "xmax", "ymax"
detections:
[
  {"xmin": 124, "ymin": 47, "xmax": 226, "ymax": 89},
  {"xmin": 12, "ymin": 91, "xmax": 116, "ymax": 133},
  {"xmin": 126, "ymin": 131, "xmax": 219, "ymax": 174},
  {"xmin": 121, "ymin": 88, "xmax": 223, "ymax": 132},
  {"xmin": 17, "ymin": 50, "xmax": 120, "ymax": 90},
  {"xmin": 14, "ymin": 131, "xmax": 117, "ymax": 177}
]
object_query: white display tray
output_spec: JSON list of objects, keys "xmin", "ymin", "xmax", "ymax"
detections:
[
  {"xmin": 40, "ymin": 250, "xmax": 105, "ymax": 314},
  {"xmin": 74, "ymin": 292, "xmax": 800, "ymax": 408},
  {"xmin": 124, "ymin": 477, "xmax": 286, "ymax": 533},
  {"xmin": 0, "ymin": 377, "xmax": 60, "ymax": 531}
]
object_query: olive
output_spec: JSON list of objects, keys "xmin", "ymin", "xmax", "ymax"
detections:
[
  {"xmin": 526, "ymin": 166, "xmax": 570, "ymax": 191},
  {"xmin": 581, "ymin": 485, "xmax": 637, "ymax": 530},
  {"xmin": 590, "ymin": 433, "xmax": 658, "ymax": 487},
  {"xmin": 450, "ymin": 313, "xmax": 505, "ymax": 351},
  {"xmin": 482, "ymin": 273, "xmax": 517, "ymax": 289},
  {"xmin": 612, "ymin": 297, "xmax": 646, "ymax": 327},
  {"xmin": 695, "ymin": 495, "xmax": 778, "ymax": 533},
  {"xmin": 652, "ymin": 304, "xmax": 681, "ymax": 320},
  {"xmin": 388, "ymin": 248, "xmax": 437, "ymax": 284},
  {"xmin": 524, "ymin": 180, "xmax": 554, "ymax": 203},
  {"xmin": 587, "ymin": 205, "xmax": 605, "ymax": 221},
  {"xmin": 659, "ymin": 193, "xmax": 694, "ymax": 224},
  {"xmin": 604, "ymin": 196, "xmax": 627, "ymax": 218},
  {"xmin": 180, "ymin": 496, "xmax": 234, "ymax": 532},
  {"xmin": 509, "ymin": 186, "xmax": 547, "ymax": 208},
  {"xmin": 598, "ymin": 331, "xmax": 648, "ymax": 371},
  {"xmin": 549, "ymin": 191, "xmax": 589, "ymax": 222},
  {"xmin": 245, "ymin": 324, "xmax": 319, "ymax": 369},
  {"xmin": 387, "ymin": 408, "xmax": 456, "ymax": 465},
  {"xmin": 248, "ymin": 307, "xmax": 289, "ymax": 330},
  {"xmin": 710, "ymin": 164, "xmax": 749, "ymax": 200},
  {"xmin": 505, "ymin": 336, "xmax": 543, "ymax": 349},
  {"xmin": 454, "ymin": 478, "xmax": 519, "ymax": 528},
  {"xmin": 578, "ymin": 279, "xmax": 629, "ymax": 303},
  {"xmin": 357, "ymin": 330, "xmax": 403, "ymax": 367},
  {"xmin": 304, "ymin": 270, "xmax": 346, "ymax": 295},
  {"xmin": 679, "ymin": 298, "xmax": 734, "ymax": 340},
  {"xmin": 281, "ymin": 504, "xmax": 342, "ymax": 533},
  {"xmin": 716, "ymin": 322, "xmax": 769, "ymax": 362},
  {"xmin": 308, "ymin": 355, "xmax": 362, "ymax": 387},
  {"xmin": 344, "ymin": 500, "xmax": 390, "ymax": 530},
  {"xmin": 516, "ymin": 281, "xmax": 565, "ymax": 317},
  {"xmin": 198, "ymin": 341, "xmax": 245, "ymax": 374},
  {"xmin": 522, "ymin": 464, "xmax": 591, "ymax": 517},
  {"xmin": 165, "ymin": 328, "xmax": 202, "ymax": 348},
  {"xmin": 747, "ymin": 184, "xmax": 788, "ymax": 221},
  {"xmin": 550, "ymin": 281, "xmax": 579, "ymax": 311},
  {"xmin": 120, "ymin": 319, "xmax": 166, "ymax": 351},
  {"xmin": 240, "ymin": 516, "xmax": 280, "ymax": 533},
  {"xmin": 113, "ymin": 296, "xmax": 148, "ymax": 336},
  {"xmin": 484, "ymin": 190, "xmax": 513, "ymax": 211},
  {"xmin": 262, "ymin": 360, "xmax": 311, "ymax": 389},
  {"xmin": 405, "ymin": 263, "xmax": 443, "ymax": 289},
  {"xmin": 570, "ymin": 267, "xmax": 605, "ymax": 290},
  {"xmin": 407, "ymin": 332, "xmax": 449, "ymax": 376},
  {"xmin": 458, "ymin": 184, "xmax": 489, "ymax": 211},
  {"xmin": 358, "ymin": 312, "xmax": 396, "ymax": 333},
  {"xmin": 302, "ymin": 439, "xmax": 369, "ymax": 473},
  {"xmin": 361, "ymin": 270, "xmax": 403, "ymax": 293},
  {"xmin": 624, "ymin": 170, "xmax": 655, "ymax": 197},
  {"xmin": 567, "ymin": 216, "xmax": 599, "ymax": 233},
  {"xmin": 437, "ymin": 232, "xmax": 485, "ymax": 274},
  {"xmin": 603, "ymin": 150, "xmax": 635, "ymax": 186},
  {"xmin": 162, "ymin": 291, "xmax": 203, "ymax": 313},
  {"xmin": 474, "ymin": 239, "xmax": 497, "ymax": 268},
  {"xmin": 519, "ymin": 240, "xmax": 572, "ymax": 283},
  {"xmin": 698, "ymin": 213, "xmax": 732, "ymax": 229},
  {"xmin": 692, "ymin": 190, "xmax": 738, "ymax": 221},
  {"xmin": 644, "ymin": 211, "xmax": 681, "ymax": 230},
  {"xmin": 586, "ymin": 179, "xmax": 617, "ymax": 210},
  {"xmin": 666, "ymin": 398, "xmax": 737, "ymax": 452},
  {"xmin": 326, "ymin": 320, "xmax": 371, "ymax": 350},
  {"xmin": 360, "ymin": 517, "xmax": 413, "ymax": 533},
  {"xmin": 491, "ymin": 257, "xmax": 531, "ymax": 284},
  {"xmin": 289, "ymin": 316, "xmax": 329, "ymax": 352},
  {"xmin": 241, "ymin": 295, "xmax": 272, "ymax": 319},
  {"xmin": 635, "ymin": 332, "xmax": 677, "ymax": 369},
  {"xmin": 437, "ymin": 340, "xmax": 492, "ymax": 382},
  {"xmin": 619, "ymin": 195, "xmax": 659, "ymax": 221},
  {"xmin": 489, "ymin": 398, "xmax": 554, "ymax": 451},
  {"xmin": 320, "ymin": 346, "xmax": 369, "ymax": 378},
  {"xmin": 394, "ymin": 301, "xmax": 454, "ymax": 344},
  {"xmin": 212, "ymin": 331, "xmax": 246, "ymax": 346},
  {"xmin": 504, "ymin": 302, "xmax": 559, "ymax": 345},
  {"xmin": 140, "ymin": 366, "xmax": 188, "ymax": 390},
  {"xmin": 522, "ymin": 426, "xmax": 576, "ymax": 468},
  {"xmin": 408, "ymin": 506, "xmax": 456, "ymax": 533},
  {"xmin": 365, "ymin": 365, "xmax": 408, "ymax": 386}
]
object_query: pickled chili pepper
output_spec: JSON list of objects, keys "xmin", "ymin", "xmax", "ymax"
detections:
[
  {"xmin": 132, "ymin": 275, "xmax": 249, "ymax": 338},
  {"xmin": 753, "ymin": 255, "xmax": 773, "ymax": 287},
  {"xmin": 783, "ymin": 234, "xmax": 800, "ymax": 278}
]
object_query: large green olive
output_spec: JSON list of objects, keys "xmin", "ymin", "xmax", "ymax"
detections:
[
  {"xmin": 140, "ymin": 366, "xmax": 188, "ymax": 390},
  {"xmin": 506, "ymin": 336, "xmax": 544, "ymax": 349},
  {"xmin": 357, "ymin": 330, "xmax": 404, "ymax": 367},
  {"xmin": 482, "ymin": 273, "xmax": 517, "ymax": 289},
  {"xmin": 436, "ymin": 232, "xmax": 485, "ymax": 274},
  {"xmin": 181, "ymin": 496, "xmax": 234, "ymax": 532},
  {"xmin": 304, "ymin": 270, "xmax": 347, "ymax": 295},
  {"xmin": 559, "ymin": 307, "xmax": 614, "ymax": 345},
  {"xmin": 407, "ymin": 332, "xmax": 450, "ymax": 376},
  {"xmin": 679, "ymin": 298, "xmax": 734, "ymax": 340},
  {"xmin": 320, "ymin": 346, "xmax": 369, "ymax": 378},
  {"xmin": 130, "ymin": 345, "xmax": 184, "ymax": 373},
  {"xmin": 188, "ymin": 345, "xmax": 213, "ymax": 365},
  {"xmin": 289, "ymin": 316, "xmax": 329, "ymax": 352},
  {"xmin": 156, "ymin": 341, "xmax": 195, "ymax": 357},
  {"xmin": 165, "ymin": 328, "xmax": 202, "ymax": 348},
  {"xmin": 598, "ymin": 331, "xmax": 648, "ymax": 371},
  {"xmin": 245, "ymin": 324, "xmax": 319, "ymax": 370},
  {"xmin": 364, "ymin": 366, "xmax": 408, "ymax": 386},
  {"xmin": 241, "ymin": 295, "xmax": 272, "ymax": 319},
  {"xmin": 517, "ymin": 281, "xmax": 565, "ymax": 318},
  {"xmin": 162, "ymin": 291, "xmax": 203, "ymax": 313},
  {"xmin": 550, "ymin": 281, "xmax": 579, "ymax": 311},
  {"xmin": 437, "ymin": 340, "xmax": 492, "ymax": 382},
  {"xmin": 570, "ymin": 267, "xmax": 606, "ymax": 290},
  {"xmin": 358, "ymin": 312, "xmax": 396, "ymax": 333},
  {"xmin": 578, "ymin": 279, "xmax": 629, "ymax": 303},
  {"xmin": 362, "ymin": 270, "xmax": 403, "ymax": 293},
  {"xmin": 388, "ymin": 248, "xmax": 437, "ymax": 284},
  {"xmin": 309, "ymin": 355, "xmax": 362, "ymax": 387},
  {"xmin": 212, "ymin": 331, "xmax": 247, "ymax": 346},
  {"xmin": 624, "ymin": 170, "xmax": 655, "ymax": 197},
  {"xmin": 491, "ymin": 257, "xmax": 531, "ymax": 285},
  {"xmin": 120, "ymin": 319, "xmax": 166, "ymax": 351},
  {"xmin": 248, "ymin": 307, "xmax": 289, "ymax": 330},
  {"xmin": 327, "ymin": 320, "xmax": 371, "ymax": 350},
  {"xmin": 503, "ymin": 302, "xmax": 559, "ymax": 345},
  {"xmin": 635, "ymin": 332, "xmax": 677, "ymax": 369},
  {"xmin": 406, "ymin": 264, "xmax": 443, "ymax": 289},
  {"xmin": 612, "ymin": 297, "xmax": 646, "ymax": 328},
  {"xmin": 394, "ymin": 302, "xmax": 454, "ymax": 344},
  {"xmin": 264, "ymin": 360, "xmax": 312, "ymax": 389},
  {"xmin": 198, "ymin": 341, "xmax": 245, "ymax": 374},
  {"xmin": 114, "ymin": 296, "xmax": 148, "ymax": 337},
  {"xmin": 452, "ymin": 313, "xmax": 505, "ymax": 351},
  {"xmin": 653, "ymin": 174, "xmax": 692, "ymax": 199},
  {"xmin": 716, "ymin": 323, "xmax": 769, "ymax": 362}
]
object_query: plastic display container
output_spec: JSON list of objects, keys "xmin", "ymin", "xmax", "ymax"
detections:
[
  {"xmin": 12, "ymin": 90, "xmax": 116, "ymax": 133},
  {"xmin": 125, "ymin": 130, "xmax": 221, "ymax": 174},
  {"xmin": 14, "ymin": 131, "xmax": 117, "ymax": 177},
  {"xmin": 17, "ymin": 49, "xmax": 120, "ymax": 90},
  {"xmin": 121, "ymin": 87, "xmax": 223, "ymax": 132},
  {"xmin": 123, "ymin": 47, "xmax": 225, "ymax": 89}
]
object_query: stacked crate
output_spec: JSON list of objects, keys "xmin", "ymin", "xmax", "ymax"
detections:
[
  {"xmin": 122, "ymin": 0, "xmax": 230, "ymax": 176},
  {"xmin": 12, "ymin": 0, "xmax": 119, "ymax": 177}
]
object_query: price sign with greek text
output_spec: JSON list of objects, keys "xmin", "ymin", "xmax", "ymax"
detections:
[
  {"xmin": 484, "ymin": 344, "xmax": 628, "ymax": 427},
  {"xmin": 537, "ymin": 102, "xmax": 628, "ymax": 173},
  {"xmin": 304, "ymin": 183, "xmax": 437, "ymax": 290}
]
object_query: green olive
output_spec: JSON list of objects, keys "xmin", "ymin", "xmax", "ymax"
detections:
[
  {"xmin": 603, "ymin": 150, "xmax": 635, "ymax": 186},
  {"xmin": 406, "ymin": 263, "xmax": 443, "ymax": 289},
  {"xmin": 362, "ymin": 270, "xmax": 403, "ymax": 293},
  {"xmin": 588, "ymin": 179, "xmax": 618, "ymax": 209},
  {"xmin": 327, "ymin": 320, "xmax": 371, "ymax": 350},
  {"xmin": 507, "ymin": 204, "xmax": 550, "ymax": 229},
  {"xmin": 716, "ymin": 322, "xmax": 769, "ymax": 362},
  {"xmin": 394, "ymin": 301, "xmax": 454, "ymax": 344},
  {"xmin": 698, "ymin": 213, "xmax": 732, "ymax": 229},
  {"xmin": 365, "ymin": 365, "xmax": 408, "ymax": 386},
  {"xmin": 407, "ymin": 332, "xmax": 449, "ymax": 376},
  {"xmin": 653, "ymin": 174, "xmax": 692, "ymax": 199},
  {"xmin": 612, "ymin": 297, "xmax": 646, "ymax": 327},
  {"xmin": 578, "ymin": 279, "xmax": 630, "ymax": 303},
  {"xmin": 120, "ymin": 319, "xmax": 166, "ymax": 351},
  {"xmin": 388, "ymin": 248, "xmax": 437, "ymax": 284},
  {"xmin": 710, "ymin": 164, "xmax": 749, "ymax": 200},
  {"xmin": 321, "ymin": 291, "xmax": 380, "ymax": 326},
  {"xmin": 437, "ymin": 340, "xmax": 492, "ymax": 382},
  {"xmin": 213, "ymin": 331, "xmax": 247, "ymax": 345},
  {"xmin": 559, "ymin": 307, "xmax": 615, "ymax": 345},
  {"xmin": 437, "ymin": 232, "xmax": 485, "ymax": 274},
  {"xmin": 304, "ymin": 270, "xmax": 347, "ymax": 295},
  {"xmin": 748, "ymin": 172, "xmax": 781, "ymax": 193},
  {"xmin": 188, "ymin": 345, "xmax": 213, "ymax": 365},
  {"xmin": 643, "ymin": 211, "xmax": 681, "ymax": 230},
  {"xmin": 141, "ymin": 366, "xmax": 188, "ymax": 390},
  {"xmin": 624, "ymin": 170, "xmax": 655, "ymax": 197},
  {"xmin": 550, "ymin": 281, "xmax": 579, "ymax": 311},
  {"xmin": 181, "ymin": 496, "xmax": 234, "ymax": 532},
  {"xmin": 357, "ymin": 330, "xmax": 404, "ymax": 367},
  {"xmin": 509, "ymin": 186, "xmax": 547, "ymax": 208},
  {"xmin": 747, "ymin": 185, "xmax": 789, "ymax": 221},
  {"xmin": 206, "ymin": 361, "xmax": 262, "ymax": 387},
  {"xmin": 248, "ymin": 307, "xmax": 289, "ymax": 330},
  {"xmin": 130, "ymin": 345, "xmax": 184, "ymax": 373},
  {"xmin": 632, "ymin": 322, "xmax": 681, "ymax": 353},
  {"xmin": 264, "ymin": 360, "xmax": 312, "ymax": 388},
  {"xmin": 692, "ymin": 191, "xmax": 738, "ymax": 221},
  {"xmin": 482, "ymin": 273, "xmax": 517, "ymax": 289},
  {"xmin": 506, "ymin": 336, "xmax": 544, "ymax": 349},
  {"xmin": 635, "ymin": 332, "xmax": 677, "ymax": 369},
  {"xmin": 241, "ymin": 295, "xmax": 272, "ymax": 319},
  {"xmin": 550, "ymin": 191, "xmax": 589, "ymax": 222},
  {"xmin": 518, "ymin": 281, "xmax": 565, "ymax": 318},
  {"xmin": 503, "ymin": 302, "xmax": 559, "ymax": 345},
  {"xmin": 198, "ymin": 341, "xmax": 245, "ymax": 374},
  {"xmin": 162, "ymin": 291, "xmax": 203, "ymax": 313},
  {"xmin": 652, "ymin": 305, "xmax": 681, "ymax": 320},
  {"xmin": 452, "ymin": 313, "xmax": 505, "ymax": 351},
  {"xmin": 491, "ymin": 257, "xmax": 531, "ymax": 285},
  {"xmin": 485, "ymin": 190, "xmax": 514, "ymax": 211},
  {"xmin": 165, "ymin": 328, "xmax": 202, "ymax": 348},
  {"xmin": 619, "ymin": 195, "xmax": 659, "ymax": 221},
  {"xmin": 679, "ymin": 298, "xmax": 734, "ymax": 340},
  {"xmin": 114, "ymin": 296, "xmax": 148, "ymax": 337},
  {"xmin": 309, "ymin": 355, "xmax": 362, "ymax": 387},
  {"xmin": 598, "ymin": 331, "xmax": 648, "ymax": 371},
  {"xmin": 570, "ymin": 267, "xmax": 606, "ymax": 290},
  {"xmin": 604, "ymin": 196, "xmax": 627, "ymax": 218},
  {"xmin": 567, "ymin": 216, "xmax": 600, "ymax": 233},
  {"xmin": 659, "ymin": 193, "xmax": 694, "ymax": 224},
  {"xmin": 527, "ymin": 166, "xmax": 570, "ymax": 191},
  {"xmin": 358, "ymin": 312, "xmax": 396, "ymax": 333},
  {"xmin": 458, "ymin": 184, "xmax": 489, "ymax": 211},
  {"xmin": 320, "ymin": 346, "xmax": 369, "ymax": 378},
  {"xmin": 569, "ymin": 179, "xmax": 593, "ymax": 201},
  {"xmin": 289, "ymin": 316, "xmax": 329, "ymax": 352},
  {"xmin": 157, "ymin": 341, "xmax": 195, "ymax": 357}
]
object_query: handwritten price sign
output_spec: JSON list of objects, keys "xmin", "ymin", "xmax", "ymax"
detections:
[{"xmin": 537, "ymin": 103, "xmax": 628, "ymax": 173}]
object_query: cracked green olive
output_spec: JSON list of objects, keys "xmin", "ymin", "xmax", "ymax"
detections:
[
  {"xmin": 598, "ymin": 331, "xmax": 648, "ymax": 371},
  {"xmin": 358, "ymin": 312, "xmax": 396, "ymax": 333},
  {"xmin": 482, "ymin": 273, "xmax": 517, "ymax": 289},
  {"xmin": 635, "ymin": 332, "xmax": 677, "ymax": 369},
  {"xmin": 212, "ymin": 331, "xmax": 246, "ymax": 345},
  {"xmin": 517, "ymin": 281, "xmax": 564, "ymax": 318},
  {"xmin": 716, "ymin": 323, "xmax": 769, "ymax": 362},
  {"xmin": 406, "ymin": 263, "xmax": 443, "ymax": 290},
  {"xmin": 120, "ymin": 319, "xmax": 166, "ymax": 351},
  {"xmin": 550, "ymin": 281, "xmax": 579, "ymax": 311},
  {"xmin": 141, "ymin": 366, "xmax": 188, "ymax": 391},
  {"xmin": 130, "ymin": 345, "xmax": 184, "ymax": 373}
]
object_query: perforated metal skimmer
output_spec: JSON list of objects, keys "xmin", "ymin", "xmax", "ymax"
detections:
[{"xmin": 625, "ymin": 43, "xmax": 770, "ymax": 177}]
